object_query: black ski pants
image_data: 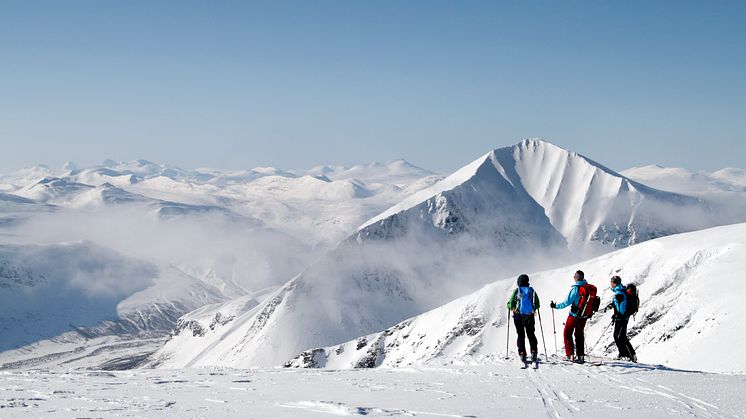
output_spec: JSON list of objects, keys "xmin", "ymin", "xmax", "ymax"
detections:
[
  {"xmin": 513, "ymin": 313, "xmax": 538, "ymax": 357},
  {"xmin": 613, "ymin": 318, "xmax": 636, "ymax": 358}
]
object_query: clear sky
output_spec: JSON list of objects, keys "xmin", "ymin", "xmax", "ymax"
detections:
[{"xmin": 1, "ymin": 1, "xmax": 744, "ymax": 174}]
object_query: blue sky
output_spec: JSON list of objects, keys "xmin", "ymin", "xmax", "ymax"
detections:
[{"xmin": 1, "ymin": 1, "xmax": 744, "ymax": 173}]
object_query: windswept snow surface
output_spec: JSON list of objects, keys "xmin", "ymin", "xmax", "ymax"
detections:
[
  {"xmin": 287, "ymin": 222, "xmax": 746, "ymax": 374},
  {"xmin": 1, "ymin": 363, "xmax": 744, "ymax": 418}
]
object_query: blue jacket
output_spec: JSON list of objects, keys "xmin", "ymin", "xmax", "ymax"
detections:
[
  {"xmin": 555, "ymin": 280, "xmax": 587, "ymax": 317},
  {"xmin": 612, "ymin": 284, "xmax": 629, "ymax": 320}
]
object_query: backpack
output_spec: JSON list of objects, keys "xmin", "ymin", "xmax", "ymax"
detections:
[
  {"xmin": 624, "ymin": 284, "xmax": 639, "ymax": 317},
  {"xmin": 516, "ymin": 286, "xmax": 534, "ymax": 315},
  {"xmin": 576, "ymin": 283, "xmax": 600, "ymax": 319}
]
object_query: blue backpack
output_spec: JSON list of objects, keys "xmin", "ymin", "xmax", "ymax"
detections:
[{"xmin": 516, "ymin": 286, "xmax": 534, "ymax": 315}]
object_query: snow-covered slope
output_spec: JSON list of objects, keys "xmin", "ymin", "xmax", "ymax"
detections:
[
  {"xmin": 148, "ymin": 140, "xmax": 739, "ymax": 370},
  {"xmin": 286, "ymin": 222, "xmax": 746, "ymax": 374}
]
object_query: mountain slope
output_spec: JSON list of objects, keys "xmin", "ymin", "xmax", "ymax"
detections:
[{"xmin": 286, "ymin": 222, "xmax": 746, "ymax": 374}]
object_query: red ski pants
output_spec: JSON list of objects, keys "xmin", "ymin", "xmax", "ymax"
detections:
[{"xmin": 563, "ymin": 315, "xmax": 587, "ymax": 358}]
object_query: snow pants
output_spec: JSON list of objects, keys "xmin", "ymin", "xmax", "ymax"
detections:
[
  {"xmin": 613, "ymin": 318, "xmax": 636, "ymax": 358},
  {"xmin": 513, "ymin": 313, "xmax": 538, "ymax": 357},
  {"xmin": 563, "ymin": 315, "xmax": 587, "ymax": 358}
]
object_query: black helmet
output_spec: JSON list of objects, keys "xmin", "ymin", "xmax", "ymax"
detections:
[
  {"xmin": 517, "ymin": 274, "xmax": 530, "ymax": 286},
  {"xmin": 610, "ymin": 275, "xmax": 622, "ymax": 285}
]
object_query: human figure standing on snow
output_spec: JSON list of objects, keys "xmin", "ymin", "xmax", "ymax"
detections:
[
  {"xmin": 506, "ymin": 274, "xmax": 541, "ymax": 366},
  {"xmin": 550, "ymin": 270, "xmax": 598, "ymax": 364},
  {"xmin": 607, "ymin": 275, "xmax": 637, "ymax": 362}
]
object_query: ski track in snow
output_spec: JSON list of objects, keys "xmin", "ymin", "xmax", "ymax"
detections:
[{"xmin": 0, "ymin": 362, "xmax": 743, "ymax": 418}]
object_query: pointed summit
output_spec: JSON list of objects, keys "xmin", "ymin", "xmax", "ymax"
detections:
[{"xmin": 361, "ymin": 139, "xmax": 703, "ymax": 247}]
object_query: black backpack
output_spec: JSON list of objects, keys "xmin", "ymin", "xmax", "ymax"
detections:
[{"xmin": 624, "ymin": 284, "xmax": 639, "ymax": 317}]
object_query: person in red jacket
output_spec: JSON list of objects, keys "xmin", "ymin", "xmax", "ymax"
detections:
[{"xmin": 551, "ymin": 270, "xmax": 591, "ymax": 363}]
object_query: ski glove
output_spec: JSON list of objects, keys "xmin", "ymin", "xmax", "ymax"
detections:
[{"xmin": 550, "ymin": 301, "xmax": 556, "ymax": 309}]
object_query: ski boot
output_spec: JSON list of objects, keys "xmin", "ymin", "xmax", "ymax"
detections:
[{"xmin": 520, "ymin": 354, "xmax": 530, "ymax": 369}]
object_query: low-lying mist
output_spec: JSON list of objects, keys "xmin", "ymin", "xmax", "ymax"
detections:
[{"xmin": 2, "ymin": 204, "xmax": 317, "ymax": 298}]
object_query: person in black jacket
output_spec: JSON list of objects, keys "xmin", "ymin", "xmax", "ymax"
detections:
[
  {"xmin": 607, "ymin": 275, "xmax": 637, "ymax": 362},
  {"xmin": 506, "ymin": 274, "xmax": 541, "ymax": 364}
]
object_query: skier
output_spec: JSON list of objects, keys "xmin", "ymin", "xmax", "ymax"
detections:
[
  {"xmin": 506, "ymin": 274, "xmax": 540, "ymax": 366},
  {"xmin": 607, "ymin": 275, "xmax": 637, "ymax": 362},
  {"xmin": 550, "ymin": 270, "xmax": 598, "ymax": 363}
]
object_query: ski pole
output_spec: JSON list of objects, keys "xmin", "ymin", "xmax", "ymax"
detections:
[
  {"xmin": 537, "ymin": 309, "xmax": 549, "ymax": 362},
  {"xmin": 551, "ymin": 307, "xmax": 557, "ymax": 357},
  {"xmin": 589, "ymin": 319, "xmax": 614, "ymax": 354},
  {"xmin": 505, "ymin": 308, "xmax": 511, "ymax": 359}
]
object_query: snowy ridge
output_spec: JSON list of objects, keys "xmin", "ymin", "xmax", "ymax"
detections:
[{"xmin": 286, "ymin": 223, "xmax": 746, "ymax": 373}]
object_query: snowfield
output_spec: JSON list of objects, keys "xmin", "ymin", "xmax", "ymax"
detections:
[{"xmin": 1, "ymin": 362, "xmax": 744, "ymax": 418}]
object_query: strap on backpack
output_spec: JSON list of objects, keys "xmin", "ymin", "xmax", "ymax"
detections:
[{"xmin": 577, "ymin": 285, "xmax": 591, "ymax": 319}]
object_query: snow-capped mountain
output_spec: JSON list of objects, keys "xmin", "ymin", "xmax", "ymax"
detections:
[
  {"xmin": 147, "ymin": 139, "xmax": 742, "ymax": 369},
  {"xmin": 359, "ymin": 139, "xmax": 717, "ymax": 249},
  {"xmin": 286, "ymin": 222, "xmax": 746, "ymax": 374}
]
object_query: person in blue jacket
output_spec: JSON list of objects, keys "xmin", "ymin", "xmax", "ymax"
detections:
[
  {"xmin": 608, "ymin": 275, "xmax": 637, "ymax": 362},
  {"xmin": 550, "ymin": 270, "xmax": 589, "ymax": 363}
]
